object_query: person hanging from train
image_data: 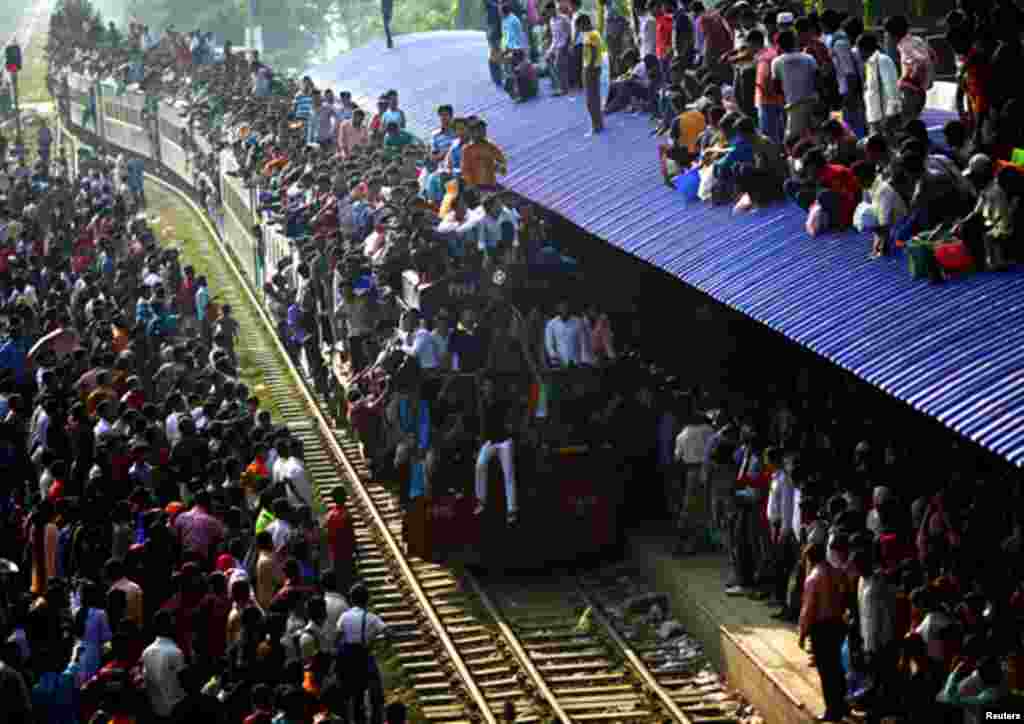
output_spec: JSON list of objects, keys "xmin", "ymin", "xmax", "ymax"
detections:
[
  {"xmin": 474, "ymin": 373, "xmax": 519, "ymax": 525},
  {"xmin": 389, "ymin": 355, "xmax": 432, "ymax": 509}
]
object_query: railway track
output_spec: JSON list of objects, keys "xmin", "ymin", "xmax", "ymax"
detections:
[
  {"xmin": 58, "ymin": 117, "xmax": 745, "ymax": 724},
  {"xmin": 179, "ymin": 184, "xmax": 745, "ymax": 723}
]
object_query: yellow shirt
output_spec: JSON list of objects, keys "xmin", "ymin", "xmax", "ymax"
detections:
[
  {"xmin": 582, "ymin": 30, "xmax": 605, "ymax": 69},
  {"xmin": 439, "ymin": 179, "xmax": 460, "ymax": 217}
]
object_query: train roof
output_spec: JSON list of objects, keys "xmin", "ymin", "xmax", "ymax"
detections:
[{"xmin": 307, "ymin": 30, "xmax": 1024, "ymax": 466}]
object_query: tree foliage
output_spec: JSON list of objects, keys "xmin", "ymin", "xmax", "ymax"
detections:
[{"xmin": 46, "ymin": 0, "xmax": 489, "ymax": 72}]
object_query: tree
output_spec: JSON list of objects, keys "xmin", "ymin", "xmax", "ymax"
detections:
[{"xmin": 331, "ymin": 0, "xmax": 474, "ymax": 53}]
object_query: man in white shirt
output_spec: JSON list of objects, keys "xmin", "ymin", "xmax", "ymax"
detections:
[
  {"xmin": 674, "ymin": 412, "xmax": 716, "ymax": 554},
  {"xmin": 766, "ymin": 449, "xmax": 797, "ymax": 617},
  {"xmin": 456, "ymin": 195, "xmax": 513, "ymax": 256},
  {"xmin": 639, "ymin": 3, "xmax": 657, "ymax": 61},
  {"xmin": 321, "ymin": 569, "xmax": 350, "ymax": 650},
  {"xmin": 298, "ymin": 597, "xmax": 329, "ymax": 665},
  {"xmin": 141, "ymin": 611, "xmax": 187, "ymax": 719},
  {"xmin": 400, "ymin": 310, "xmax": 442, "ymax": 371},
  {"xmin": 544, "ymin": 301, "xmax": 582, "ymax": 367},
  {"xmin": 274, "ymin": 438, "xmax": 311, "ymax": 508},
  {"xmin": 337, "ymin": 583, "xmax": 388, "ymax": 724}
]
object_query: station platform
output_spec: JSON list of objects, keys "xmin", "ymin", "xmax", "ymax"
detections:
[{"xmin": 628, "ymin": 532, "xmax": 829, "ymax": 724}]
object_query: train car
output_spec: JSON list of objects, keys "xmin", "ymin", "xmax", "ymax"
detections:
[
  {"xmin": 400, "ymin": 365, "xmax": 625, "ymax": 571},
  {"xmin": 402, "ymin": 260, "xmax": 582, "ymax": 320}
]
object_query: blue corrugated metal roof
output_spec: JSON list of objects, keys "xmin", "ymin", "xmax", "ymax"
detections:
[{"xmin": 308, "ymin": 31, "xmax": 1024, "ymax": 465}]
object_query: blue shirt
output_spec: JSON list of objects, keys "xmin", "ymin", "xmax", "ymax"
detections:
[
  {"xmin": 381, "ymin": 108, "xmax": 405, "ymax": 129},
  {"xmin": 351, "ymin": 200, "xmax": 372, "ymax": 236},
  {"xmin": 448, "ymin": 138, "xmax": 464, "ymax": 174},
  {"xmin": 293, "ymin": 94, "xmax": 314, "ymax": 120},
  {"xmin": 502, "ymin": 13, "xmax": 527, "ymax": 51},
  {"xmin": 431, "ymin": 128, "xmax": 456, "ymax": 157},
  {"xmin": 0, "ymin": 335, "xmax": 29, "ymax": 385},
  {"xmin": 195, "ymin": 285, "xmax": 210, "ymax": 321},
  {"xmin": 715, "ymin": 136, "xmax": 755, "ymax": 175},
  {"xmin": 424, "ymin": 170, "xmax": 448, "ymax": 204}
]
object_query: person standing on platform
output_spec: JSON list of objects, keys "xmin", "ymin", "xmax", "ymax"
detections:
[
  {"xmin": 766, "ymin": 448, "xmax": 798, "ymax": 616},
  {"xmin": 674, "ymin": 409, "xmax": 715, "ymax": 555},
  {"xmin": 578, "ymin": 14, "xmax": 606, "ymax": 137},
  {"xmin": 799, "ymin": 542, "xmax": 849, "ymax": 723}
]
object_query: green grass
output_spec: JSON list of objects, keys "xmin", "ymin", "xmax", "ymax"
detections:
[{"xmin": 145, "ymin": 182, "xmax": 283, "ymax": 422}]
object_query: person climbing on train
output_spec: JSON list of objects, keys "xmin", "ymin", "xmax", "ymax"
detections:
[{"xmin": 474, "ymin": 373, "xmax": 519, "ymax": 525}]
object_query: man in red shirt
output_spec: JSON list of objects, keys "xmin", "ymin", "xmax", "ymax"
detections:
[
  {"xmin": 693, "ymin": 1, "xmax": 734, "ymax": 84},
  {"xmin": 324, "ymin": 487, "xmax": 357, "ymax": 594},
  {"xmin": 654, "ymin": 1, "xmax": 675, "ymax": 80},
  {"xmin": 785, "ymin": 147, "xmax": 860, "ymax": 231}
]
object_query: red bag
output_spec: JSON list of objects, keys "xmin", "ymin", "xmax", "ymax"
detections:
[{"xmin": 934, "ymin": 240, "xmax": 975, "ymax": 273}]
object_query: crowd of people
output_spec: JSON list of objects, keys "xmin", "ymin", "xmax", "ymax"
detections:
[
  {"xmin": 0, "ymin": 118, "xmax": 417, "ymax": 723},
  {"xmin": 480, "ymin": 0, "xmax": 1024, "ymax": 279},
  {"xmin": 19, "ymin": 2, "xmax": 1024, "ymax": 724}
]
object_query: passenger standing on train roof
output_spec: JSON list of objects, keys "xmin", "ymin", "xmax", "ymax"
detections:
[
  {"xmin": 579, "ymin": 14, "xmax": 606, "ymax": 137},
  {"xmin": 430, "ymin": 105, "xmax": 457, "ymax": 169},
  {"xmin": 638, "ymin": 0, "xmax": 657, "ymax": 65},
  {"xmin": 459, "ymin": 119, "xmax": 507, "ymax": 190},
  {"xmin": 315, "ymin": 92, "xmax": 337, "ymax": 147},
  {"xmin": 382, "ymin": 90, "xmax": 407, "ymax": 129},
  {"xmin": 335, "ymin": 90, "xmax": 355, "ymax": 121},
  {"xmin": 546, "ymin": 1, "xmax": 572, "ymax": 96}
]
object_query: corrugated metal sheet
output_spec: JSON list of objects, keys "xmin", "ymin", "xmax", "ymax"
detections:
[{"xmin": 308, "ymin": 31, "xmax": 1024, "ymax": 465}]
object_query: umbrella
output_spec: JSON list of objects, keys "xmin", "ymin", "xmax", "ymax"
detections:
[{"xmin": 28, "ymin": 327, "xmax": 82, "ymax": 361}]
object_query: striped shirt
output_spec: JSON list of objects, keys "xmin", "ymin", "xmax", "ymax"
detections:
[{"xmin": 293, "ymin": 94, "xmax": 314, "ymax": 120}]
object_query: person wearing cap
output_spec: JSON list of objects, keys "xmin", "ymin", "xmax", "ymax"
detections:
[{"xmin": 954, "ymin": 154, "xmax": 1019, "ymax": 271}]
